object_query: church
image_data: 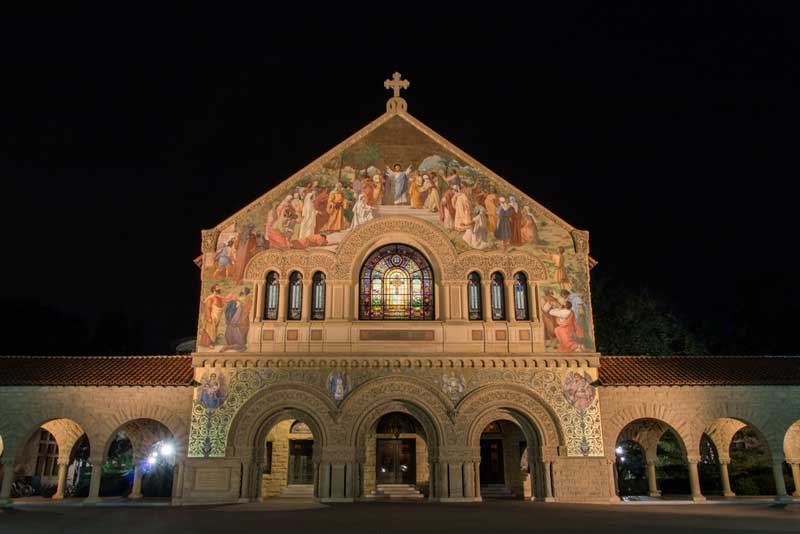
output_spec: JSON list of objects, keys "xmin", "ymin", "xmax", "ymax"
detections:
[{"xmin": 0, "ymin": 74, "xmax": 798, "ymax": 506}]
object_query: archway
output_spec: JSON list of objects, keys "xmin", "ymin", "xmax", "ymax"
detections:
[
  {"xmin": 477, "ymin": 418, "xmax": 539, "ymax": 500},
  {"xmin": 783, "ymin": 420, "xmax": 800, "ymax": 497},
  {"xmin": 364, "ymin": 412, "xmax": 428, "ymax": 500},
  {"xmin": 257, "ymin": 415, "xmax": 320, "ymax": 500},
  {"xmin": 6, "ymin": 418, "xmax": 89, "ymax": 501},
  {"xmin": 613, "ymin": 418, "xmax": 693, "ymax": 500},
  {"xmin": 98, "ymin": 419, "xmax": 176, "ymax": 500}
]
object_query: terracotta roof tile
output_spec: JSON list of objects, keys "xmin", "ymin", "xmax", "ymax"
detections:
[
  {"xmin": 0, "ymin": 355, "xmax": 194, "ymax": 386},
  {"xmin": 599, "ymin": 355, "xmax": 800, "ymax": 386}
]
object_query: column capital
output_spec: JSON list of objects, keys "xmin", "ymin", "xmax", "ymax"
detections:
[
  {"xmin": 718, "ymin": 459, "xmax": 730, "ymax": 466},
  {"xmin": 686, "ymin": 456, "xmax": 701, "ymax": 465},
  {"xmin": 645, "ymin": 459, "xmax": 658, "ymax": 466}
]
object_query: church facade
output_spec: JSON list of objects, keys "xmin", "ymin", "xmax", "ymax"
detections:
[{"xmin": 0, "ymin": 74, "xmax": 799, "ymax": 506}]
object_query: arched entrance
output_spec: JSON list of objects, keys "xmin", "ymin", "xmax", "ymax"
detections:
[{"xmin": 259, "ymin": 416, "xmax": 318, "ymax": 500}]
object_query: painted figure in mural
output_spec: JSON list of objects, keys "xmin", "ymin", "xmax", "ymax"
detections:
[
  {"xmin": 232, "ymin": 224, "xmax": 258, "ymax": 282},
  {"xmin": 419, "ymin": 174, "xmax": 440, "ymax": 212},
  {"xmin": 561, "ymin": 288, "xmax": 590, "ymax": 345},
  {"xmin": 453, "ymin": 185, "xmax": 474, "ymax": 231},
  {"xmin": 323, "ymin": 182, "xmax": 350, "ymax": 232},
  {"xmin": 313, "ymin": 187, "xmax": 329, "ymax": 233},
  {"xmin": 520, "ymin": 205, "xmax": 543, "ymax": 245},
  {"xmin": 361, "ymin": 176, "xmax": 375, "ymax": 206},
  {"xmin": 223, "ymin": 287, "xmax": 251, "ymax": 351},
  {"xmin": 409, "ymin": 174, "xmax": 425, "ymax": 208},
  {"xmin": 552, "ymin": 247, "xmax": 569, "ymax": 289},
  {"xmin": 495, "ymin": 197, "xmax": 514, "ymax": 248},
  {"xmin": 439, "ymin": 186, "xmax": 456, "ymax": 229},
  {"xmin": 371, "ymin": 174, "xmax": 384, "ymax": 206},
  {"xmin": 441, "ymin": 372, "xmax": 466, "ymax": 398},
  {"xmin": 290, "ymin": 191, "xmax": 303, "ymax": 214},
  {"xmin": 200, "ymin": 285, "xmax": 236, "ymax": 347},
  {"xmin": 386, "ymin": 163, "xmax": 412, "ymax": 205},
  {"xmin": 540, "ymin": 288, "xmax": 561, "ymax": 348},
  {"xmin": 484, "ymin": 188, "xmax": 499, "ymax": 234},
  {"xmin": 327, "ymin": 371, "xmax": 348, "ymax": 401},
  {"xmin": 445, "ymin": 169, "xmax": 462, "ymax": 188},
  {"xmin": 462, "ymin": 205, "xmax": 492, "ymax": 250},
  {"xmin": 350, "ymin": 193, "xmax": 376, "ymax": 229},
  {"xmin": 299, "ymin": 190, "xmax": 318, "ymax": 239},
  {"xmin": 213, "ymin": 239, "xmax": 236, "ymax": 278},
  {"xmin": 562, "ymin": 371, "xmax": 596, "ymax": 413},
  {"xmin": 200, "ymin": 370, "xmax": 226, "ymax": 410},
  {"xmin": 547, "ymin": 301, "xmax": 585, "ymax": 352},
  {"xmin": 268, "ymin": 208, "xmax": 294, "ymax": 249},
  {"xmin": 508, "ymin": 195, "xmax": 524, "ymax": 246}
]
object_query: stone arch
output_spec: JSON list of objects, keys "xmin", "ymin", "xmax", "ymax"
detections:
[
  {"xmin": 784, "ymin": 420, "xmax": 800, "ymax": 462},
  {"xmin": 227, "ymin": 383, "xmax": 337, "ymax": 456},
  {"xmin": 340, "ymin": 375, "xmax": 453, "ymax": 448},
  {"xmin": 456, "ymin": 384, "xmax": 564, "ymax": 453},
  {"xmin": 333, "ymin": 216, "xmax": 457, "ymax": 282},
  {"xmin": 695, "ymin": 404, "xmax": 784, "ymax": 462},
  {"xmin": 243, "ymin": 250, "xmax": 337, "ymax": 282},
  {"xmin": 97, "ymin": 405, "xmax": 188, "ymax": 461},
  {"xmin": 12, "ymin": 415, "xmax": 94, "ymax": 461},
  {"xmin": 603, "ymin": 404, "xmax": 694, "ymax": 459}
]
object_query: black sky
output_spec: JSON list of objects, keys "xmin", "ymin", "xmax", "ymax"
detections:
[{"xmin": 2, "ymin": 3, "xmax": 798, "ymax": 355}]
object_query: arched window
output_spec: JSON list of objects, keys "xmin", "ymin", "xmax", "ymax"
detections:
[
  {"xmin": 359, "ymin": 244, "xmax": 434, "ymax": 320},
  {"xmin": 311, "ymin": 272, "xmax": 326, "ymax": 320},
  {"xmin": 467, "ymin": 272, "xmax": 482, "ymax": 320},
  {"xmin": 490, "ymin": 272, "xmax": 505, "ymax": 321},
  {"xmin": 265, "ymin": 271, "xmax": 279, "ymax": 320},
  {"xmin": 513, "ymin": 272, "xmax": 529, "ymax": 320},
  {"xmin": 288, "ymin": 271, "xmax": 303, "ymax": 320}
]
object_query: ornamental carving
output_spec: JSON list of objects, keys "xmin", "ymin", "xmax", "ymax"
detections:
[
  {"xmin": 243, "ymin": 250, "xmax": 337, "ymax": 281},
  {"xmin": 201, "ymin": 229, "xmax": 220, "ymax": 254},
  {"xmin": 570, "ymin": 230, "xmax": 589, "ymax": 254},
  {"xmin": 456, "ymin": 251, "xmax": 547, "ymax": 281}
]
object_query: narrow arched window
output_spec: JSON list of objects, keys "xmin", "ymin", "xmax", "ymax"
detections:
[
  {"xmin": 288, "ymin": 271, "xmax": 303, "ymax": 320},
  {"xmin": 490, "ymin": 272, "xmax": 505, "ymax": 321},
  {"xmin": 467, "ymin": 272, "xmax": 482, "ymax": 320},
  {"xmin": 265, "ymin": 271, "xmax": 279, "ymax": 320},
  {"xmin": 311, "ymin": 271, "xmax": 326, "ymax": 320},
  {"xmin": 513, "ymin": 272, "xmax": 529, "ymax": 320}
]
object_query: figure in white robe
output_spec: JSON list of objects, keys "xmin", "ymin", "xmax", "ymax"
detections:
[
  {"xmin": 386, "ymin": 164, "xmax": 412, "ymax": 204},
  {"xmin": 298, "ymin": 191, "xmax": 318, "ymax": 239},
  {"xmin": 462, "ymin": 206, "xmax": 492, "ymax": 249},
  {"xmin": 350, "ymin": 193, "xmax": 376, "ymax": 229},
  {"xmin": 453, "ymin": 186, "xmax": 473, "ymax": 231}
]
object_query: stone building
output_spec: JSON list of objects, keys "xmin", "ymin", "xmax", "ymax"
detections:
[{"xmin": 1, "ymin": 74, "xmax": 798, "ymax": 505}]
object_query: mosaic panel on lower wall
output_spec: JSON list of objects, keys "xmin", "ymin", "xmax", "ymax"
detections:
[{"xmin": 188, "ymin": 365, "xmax": 604, "ymax": 458}]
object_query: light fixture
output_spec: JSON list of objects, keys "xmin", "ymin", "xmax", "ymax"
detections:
[
  {"xmin": 615, "ymin": 446, "xmax": 624, "ymax": 455},
  {"xmin": 160, "ymin": 442, "xmax": 174, "ymax": 456}
]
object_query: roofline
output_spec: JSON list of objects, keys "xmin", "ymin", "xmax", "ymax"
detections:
[{"xmin": 206, "ymin": 107, "xmax": 583, "ymax": 238}]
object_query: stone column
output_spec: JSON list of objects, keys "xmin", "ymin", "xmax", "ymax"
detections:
[
  {"xmin": 646, "ymin": 460, "xmax": 660, "ymax": 497},
  {"xmin": 505, "ymin": 280, "xmax": 517, "ymax": 322},
  {"xmin": 788, "ymin": 462, "xmax": 800, "ymax": 498},
  {"xmin": 607, "ymin": 460, "xmax": 620, "ymax": 502},
  {"xmin": 461, "ymin": 284, "xmax": 470, "ymax": 320},
  {"xmin": 84, "ymin": 456, "xmax": 104, "ymax": 504},
  {"xmin": 687, "ymin": 459, "xmax": 705, "ymax": 502},
  {"xmin": 463, "ymin": 462, "xmax": 475, "ymax": 499},
  {"xmin": 301, "ymin": 280, "xmax": 311, "ymax": 321},
  {"xmin": 542, "ymin": 461, "xmax": 554, "ymax": 502},
  {"xmin": 528, "ymin": 282, "xmax": 539, "ymax": 320},
  {"xmin": 772, "ymin": 459, "xmax": 790, "ymax": 501},
  {"xmin": 129, "ymin": 462, "xmax": 144, "ymax": 499},
  {"xmin": 442, "ymin": 283, "xmax": 451, "ymax": 321},
  {"xmin": 52, "ymin": 457, "xmax": 70, "ymax": 499},
  {"xmin": 0, "ymin": 456, "xmax": 16, "ymax": 505},
  {"xmin": 277, "ymin": 278, "xmax": 288, "ymax": 321},
  {"xmin": 481, "ymin": 281, "xmax": 492, "ymax": 321},
  {"xmin": 252, "ymin": 281, "xmax": 262, "ymax": 321},
  {"xmin": 318, "ymin": 462, "xmax": 331, "ymax": 499},
  {"xmin": 324, "ymin": 282, "xmax": 332, "ymax": 320},
  {"xmin": 719, "ymin": 459, "xmax": 735, "ymax": 497}
]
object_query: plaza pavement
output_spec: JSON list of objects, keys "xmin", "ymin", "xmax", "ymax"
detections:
[{"xmin": 0, "ymin": 500, "xmax": 798, "ymax": 534}]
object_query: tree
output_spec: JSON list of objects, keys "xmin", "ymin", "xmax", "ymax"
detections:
[{"xmin": 592, "ymin": 277, "xmax": 708, "ymax": 355}]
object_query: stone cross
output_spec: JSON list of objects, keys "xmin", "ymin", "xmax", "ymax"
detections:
[{"xmin": 384, "ymin": 72, "xmax": 410, "ymax": 98}]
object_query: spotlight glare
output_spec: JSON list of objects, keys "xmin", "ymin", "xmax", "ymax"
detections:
[
  {"xmin": 147, "ymin": 456, "xmax": 157, "ymax": 466},
  {"xmin": 160, "ymin": 442, "xmax": 174, "ymax": 456},
  {"xmin": 615, "ymin": 446, "xmax": 624, "ymax": 455}
]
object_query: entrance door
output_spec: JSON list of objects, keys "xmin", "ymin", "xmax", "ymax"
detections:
[
  {"xmin": 288, "ymin": 439, "xmax": 314, "ymax": 485},
  {"xmin": 376, "ymin": 439, "xmax": 416, "ymax": 484},
  {"xmin": 480, "ymin": 439, "xmax": 505, "ymax": 484}
]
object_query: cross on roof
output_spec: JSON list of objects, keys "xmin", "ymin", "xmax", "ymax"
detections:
[{"xmin": 384, "ymin": 72, "xmax": 410, "ymax": 98}]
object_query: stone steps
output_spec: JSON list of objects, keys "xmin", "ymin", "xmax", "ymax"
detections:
[
  {"xmin": 480, "ymin": 484, "xmax": 516, "ymax": 499},
  {"xmin": 279, "ymin": 485, "xmax": 315, "ymax": 499},
  {"xmin": 366, "ymin": 484, "xmax": 425, "ymax": 500}
]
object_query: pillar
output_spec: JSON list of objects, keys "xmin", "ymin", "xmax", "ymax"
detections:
[
  {"xmin": 83, "ymin": 456, "xmax": 104, "ymax": 504},
  {"xmin": 129, "ymin": 462, "xmax": 144, "ymax": 499},
  {"xmin": 0, "ymin": 456, "xmax": 16, "ymax": 505},
  {"xmin": 542, "ymin": 461, "xmax": 554, "ymax": 502},
  {"xmin": 52, "ymin": 458, "xmax": 69, "ymax": 499},
  {"xmin": 772, "ymin": 459, "xmax": 790, "ymax": 501},
  {"xmin": 442, "ymin": 283, "xmax": 451, "ymax": 320},
  {"xmin": 252, "ymin": 281, "xmax": 262, "ymax": 321},
  {"xmin": 687, "ymin": 459, "xmax": 705, "ymax": 502},
  {"xmin": 789, "ymin": 462, "xmax": 800, "ymax": 498},
  {"xmin": 301, "ymin": 280, "xmax": 311, "ymax": 321},
  {"xmin": 481, "ymin": 281, "xmax": 492, "ymax": 322},
  {"xmin": 461, "ymin": 284, "xmax": 470, "ymax": 320},
  {"xmin": 318, "ymin": 462, "xmax": 331, "ymax": 499},
  {"xmin": 607, "ymin": 460, "xmax": 620, "ymax": 502},
  {"xmin": 505, "ymin": 280, "xmax": 516, "ymax": 322},
  {"xmin": 528, "ymin": 282, "xmax": 539, "ymax": 321},
  {"xmin": 277, "ymin": 279, "xmax": 288, "ymax": 321},
  {"xmin": 646, "ymin": 460, "xmax": 660, "ymax": 497},
  {"xmin": 719, "ymin": 460, "xmax": 735, "ymax": 497},
  {"xmin": 463, "ymin": 462, "xmax": 476, "ymax": 499},
  {"xmin": 324, "ymin": 282, "xmax": 332, "ymax": 320}
]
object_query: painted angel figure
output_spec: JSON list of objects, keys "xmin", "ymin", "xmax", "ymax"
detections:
[{"xmin": 386, "ymin": 163, "xmax": 412, "ymax": 205}]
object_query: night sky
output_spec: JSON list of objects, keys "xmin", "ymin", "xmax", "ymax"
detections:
[{"xmin": 2, "ymin": 4, "xmax": 798, "ymax": 355}]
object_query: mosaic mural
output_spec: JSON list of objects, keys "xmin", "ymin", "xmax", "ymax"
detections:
[
  {"xmin": 188, "ymin": 366, "xmax": 603, "ymax": 458},
  {"xmin": 196, "ymin": 115, "xmax": 594, "ymax": 353}
]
